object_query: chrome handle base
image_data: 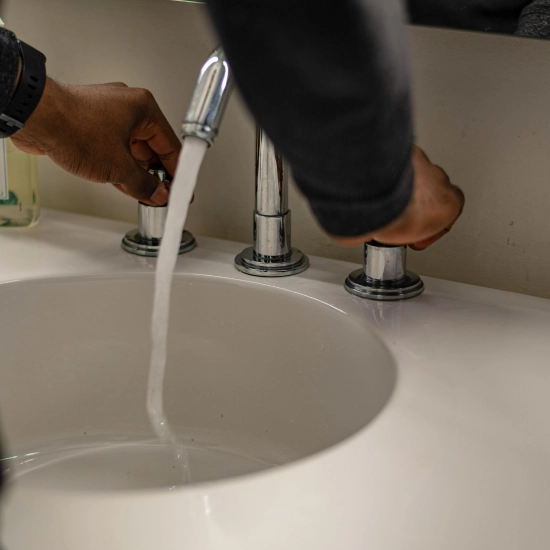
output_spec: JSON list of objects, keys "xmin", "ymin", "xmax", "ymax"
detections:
[
  {"xmin": 121, "ymin": 168, "xmax": 197, "ymax": 257},
  {"xmin": 345, "ymin": 243, "xmax": 424, "ymax": 301},
  {"xmin": 121, "ymin": 203, "xmax": 197, "ymax": 257},
  {"xmin": 345, "ymin": 268, "xmax": 424, "ymax": 300},
  {"xmin": 235, "ymin": 246, "xmax": 309, "ymax": 277},
  {"xmin": 121, "ymin": 227, "xmax": 196, "ymax": 258}
]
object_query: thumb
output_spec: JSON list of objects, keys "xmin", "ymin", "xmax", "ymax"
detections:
[{"xmin": 116, "ymin": 161, "xmax": 169, "ymax": 205}]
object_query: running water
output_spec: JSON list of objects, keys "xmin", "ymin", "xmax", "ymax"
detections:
[
  {"xmin": 146, "ymin": 136, "xmax": 208, "ymax": 484},
  {"xmin": 0, "ymin": 137, "xmax": 295, "ymax": 491}
]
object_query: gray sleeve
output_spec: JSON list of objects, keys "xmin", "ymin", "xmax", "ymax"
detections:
[
  {"xmin": 517, "ymin": 0, "xmax": 550, "ymax": 37},
  {"xmin": 205, "ymin": 0, "xmax": 414, "ymax": 237},
  {"xmin": 0, "ymin": 28, "xmax": 20, "ymax": 116}
]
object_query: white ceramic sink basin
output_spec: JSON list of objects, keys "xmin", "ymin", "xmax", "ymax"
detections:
[
  {"xmin": 0, "ymin": 210, "xmax": 550, "ymax": 550},
  {"xmin": 0, "ymin": 274, "xmax": 394, "ymax": 491}
]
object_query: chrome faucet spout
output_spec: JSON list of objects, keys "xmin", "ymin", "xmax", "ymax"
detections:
[{"xmin": 181, "ymin": 46, "xmax": 234, "ymax": 146}]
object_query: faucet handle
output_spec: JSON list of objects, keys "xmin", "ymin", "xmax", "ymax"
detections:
[
  {"xmin": 148, "ymin": 167, "xmax": 171, "ymax": 185},
  {"xmin": 121, "ymin": 168, "xmax": 196, "ymax": 257},
  {"xmin": 136, "ymin": 168, "xmax": 171, "ymax": 241},
  {"xmin": 137, "ymin": 202, "xmax": 167, "ymax": 242},
  {"xmin": 344, "ymin": 242, "xmax": 424, "ymax": 301}
]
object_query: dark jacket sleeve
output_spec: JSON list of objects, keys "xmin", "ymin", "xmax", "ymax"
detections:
[
  {"xmin": 517, "ymin": 0, "xmax": 550, "ymax": 37},
  {"xmin": 0, "ymin": 28, "xmax": 20, "ymax": 116},
  {"xmin": 205, "ymin": 0, "xmax": 414, "ymax": 237}
]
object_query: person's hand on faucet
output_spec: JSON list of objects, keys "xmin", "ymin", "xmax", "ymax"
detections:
[
  {"xmin": 10, "ymin": 78, "xmax": 181, "ymax": 206},
  {"xmin": 331, "ymin": 146, "xmax": 465, "ymax": 251}
]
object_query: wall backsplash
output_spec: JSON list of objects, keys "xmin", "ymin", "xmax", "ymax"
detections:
[{"xmin": 3, "ymin": 0, "xmax": 550, "ymax": 298}]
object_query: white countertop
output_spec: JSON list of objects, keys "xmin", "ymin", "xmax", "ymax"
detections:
[{"xmin": 2, "ymin": 209, "xmax": 550, "ymax": 549}]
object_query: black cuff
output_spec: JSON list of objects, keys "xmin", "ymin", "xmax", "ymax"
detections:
[
  {"xmin": 0, "ymin": 28, "xmax": 20, "ymax": 117},
  {"xmin": 305, "ymin": 161, "xmax": 414, "ymax": 237},
  {"xmin": 0, "ymin": 40, "xmax": 47, "ymax": 138}
]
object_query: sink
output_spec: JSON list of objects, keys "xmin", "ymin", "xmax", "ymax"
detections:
[
  {"xmin": 0, "ymin": 271, "xmax": 395, "ymax": 548},
  {"xmin": 1, "ymin": 210, "xmax": 550, "ymax": 550},
  {"xmin": 0, "ymin": 274, "xmax": 395, "ymax": 489}
]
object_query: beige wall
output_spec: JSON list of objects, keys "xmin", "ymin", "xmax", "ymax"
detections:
[{"xmin": 3, "ymin": 0, "xmax": 550, "ymax": 298}]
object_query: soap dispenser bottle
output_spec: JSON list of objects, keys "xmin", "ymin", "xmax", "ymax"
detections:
[{"xmin": 0, "ymin": 138, "xmax": 40, "ymax": 227}]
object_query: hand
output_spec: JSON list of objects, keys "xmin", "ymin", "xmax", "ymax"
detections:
[
  {"xmin": 331, "ymin": 146, "xmax": 464, "ymax": 250},
  {"xmin": 11, "ymin": 78, "xmax": 181, "ymax": 205}
]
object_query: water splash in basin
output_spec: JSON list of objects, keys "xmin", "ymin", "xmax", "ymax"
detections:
[{"xmin": 2, "ymin": 430, "xmax": 292, "ymax": 491}]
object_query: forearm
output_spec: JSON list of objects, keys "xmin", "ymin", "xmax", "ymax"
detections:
[{"xmin": 205, "ymin": 0, "xmax": 414, "ymax": 236}]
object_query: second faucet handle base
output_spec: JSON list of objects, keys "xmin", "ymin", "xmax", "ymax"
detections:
[{"xmin": 345, "ymin": 242, "xmax": 424, "ymax": 301}]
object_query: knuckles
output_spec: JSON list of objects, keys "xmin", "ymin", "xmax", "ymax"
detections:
[
  {"xmin": 105, "ymin": 82, "xmax": 129, "ymax": 88},
  {"xmin": 132, "ymin": 88, "xmax": 156, "ymax": 106}
]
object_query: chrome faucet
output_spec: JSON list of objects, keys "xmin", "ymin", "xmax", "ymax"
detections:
[
  {"xmin": 125, "ymin": 46, "xmax": 423, "ymax": 299},
  {"xmin": 233, "ymin": 127, "xmax": 308, "ymax": 276},
  {"xmin": 121, "ymin": 47, "xmax": 232, "ymax": 257},
  {"xmin": 182, "ymin": 47, "xmax": 308, "ymax": 277}
]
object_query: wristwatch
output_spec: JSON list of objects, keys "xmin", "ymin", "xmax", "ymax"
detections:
[{"xmin": 0, "ymin": 40, "xmax": 47, "ymax": 139}]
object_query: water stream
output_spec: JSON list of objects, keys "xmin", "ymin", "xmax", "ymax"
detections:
[{"xmin": 146, "ymin": 136, "xmax": 208, "ymax": 484}]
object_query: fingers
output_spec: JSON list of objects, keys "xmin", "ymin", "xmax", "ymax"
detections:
[
  {"xmin": 409, "ymin": 186, "xmax": 463, "ymax": 250},
  {"xmin": 130, "ymin": 140, "xmax": 160, "ymax": 170},
  {"xmin": 13, "ymin": 80, "xmax": 181, "ymax": 208},
  {"xmin": 145, "ymin": 117, "xmax": 181, "ymax": 177},
  {"xmin": 329, "ymin": 146, "xmax": 465, "ymax": 251},
  {"xmin": 409, "ymin": 229, "xmax": 449, "ymax": 251},
  {"xmin": 132, "ymin": 90, "xmax": 182, "ymax": 177},
  {"xmin": 328, "ymin": 234, "xmax": 372, "ymax": 247},
  {"xmin": 115, "ymin": 160, "xmax": 169, "ymax": 205},
  {"xmin": 451, "ymin": 184, "xmax": 465, "ymax": 218},
  {"xmin": 109, "ymin": 88, "xmax": 179, "ymax": 203},
  {"xmin": 403, "ymin": 148, "xmax": 465, "ymax": 247},
  {"xmin": 412, "ymin": 144, "xmax": 429, "ymax": 163}
]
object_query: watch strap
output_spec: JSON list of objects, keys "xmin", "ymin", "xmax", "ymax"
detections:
[{"xmin": 0, "ymin": 40, "xmax": 46, "ymax": 139}]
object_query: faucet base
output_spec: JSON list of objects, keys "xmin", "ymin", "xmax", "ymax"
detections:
[
  {"xmin": 121, "ymin": 229, "xmax": 196, "ymax": 257},
  {"xmin": 234, "ymin": 247, "xmax": 309, "ymax": 277},
  {"xmin": 345, "ymin": 268, "xmax": 424, "ymax": 301}
]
